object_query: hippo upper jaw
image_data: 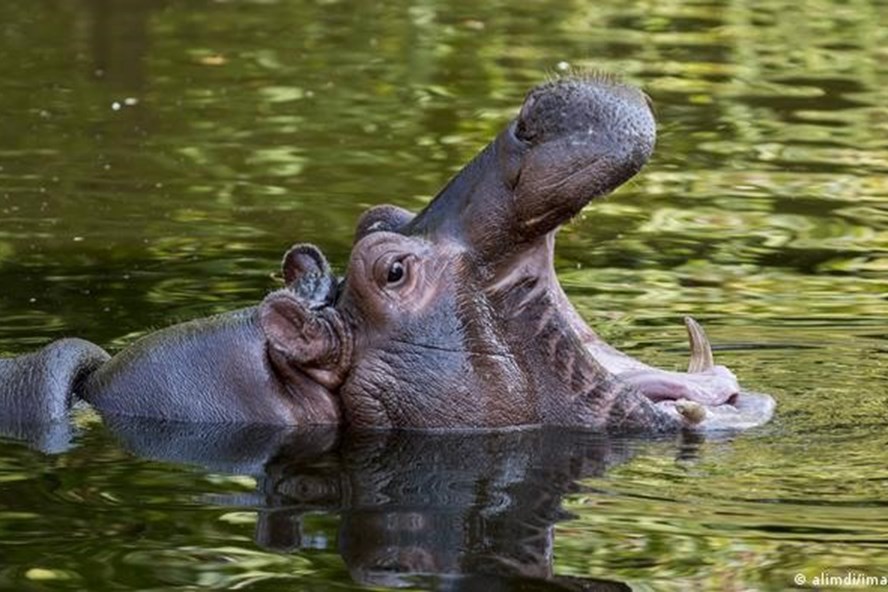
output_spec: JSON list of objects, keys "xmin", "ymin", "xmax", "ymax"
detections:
[{"xmin": 404, "ymin": 74, "xmax": 657, "ymax": 267}]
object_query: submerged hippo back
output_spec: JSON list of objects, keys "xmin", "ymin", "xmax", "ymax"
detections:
[{"xmin": 83, "ymin": 308, "xmax": 340, "ymax": 425}]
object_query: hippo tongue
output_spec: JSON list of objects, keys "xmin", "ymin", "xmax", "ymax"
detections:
[{"xmin": 615, "ymin": 366, "xmax": 739, "ymax": 406}]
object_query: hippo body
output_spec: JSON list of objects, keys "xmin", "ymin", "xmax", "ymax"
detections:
[
  {"xmin": 0, "ymin": 245, "xmax": 343, "ymax": 427},
  {"xmin": 83, "ymin": 307, "xmax": 339, "ymax": 424},
  {"xmin": 0, "ymin": 75, "xmax": 775, "ymax": 433},
  {"xmin": 0, "ymin": 308, "xmax": 338, "ymax": 426}
]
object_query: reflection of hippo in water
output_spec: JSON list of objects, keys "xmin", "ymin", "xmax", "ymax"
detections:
[
  {"xmin": 0, "ymin": 75, "xmax": 774, "ymax": 433},
  {"xmin": 100, "ymin": 417, "xmax": 637, "ymax": 591}
]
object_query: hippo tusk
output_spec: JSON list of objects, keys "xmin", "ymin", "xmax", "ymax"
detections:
[
  {"xmin": 685, "ymin": 316, "xmax": 715, "ymax": 373},
  {"xmin": 675, "ymin": 399, "xmax": 707, "ymax": 424}
]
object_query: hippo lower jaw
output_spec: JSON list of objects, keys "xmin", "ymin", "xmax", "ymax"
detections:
[{"xmin": 587, "ymin": 316, "xmax": 775, "ymax": 430}]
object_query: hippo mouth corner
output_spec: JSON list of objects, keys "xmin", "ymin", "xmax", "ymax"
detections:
[{"xmin": 598, "ymin": 317, "xmax": 776, "ymax": 431}]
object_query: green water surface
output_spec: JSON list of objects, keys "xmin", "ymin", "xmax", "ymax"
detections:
[{"xmin": 0, "ymin": 1, "xmax": 886, "ymax": 590}]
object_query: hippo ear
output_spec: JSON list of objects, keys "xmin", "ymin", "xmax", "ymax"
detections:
[
  {"xmin": 281, "ymin": 244, "xmax": 331, "ymax": 286},
  {"xmin": 354, "ymin": 205, "xmax": 415, "ymax": 244},
  {"xmin": 259, "ymin": 292, "xmax": 348, "ymax": 388}
]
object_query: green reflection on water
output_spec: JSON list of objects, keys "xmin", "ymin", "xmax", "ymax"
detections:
[{"xmin": 0, "ymin": 0, "xmax": 886, "ymax": 590}]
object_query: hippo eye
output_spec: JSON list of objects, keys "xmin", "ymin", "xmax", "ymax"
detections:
[{"xmin": 387, "ymin": 260, "xmax": 406, "ymax": 285}]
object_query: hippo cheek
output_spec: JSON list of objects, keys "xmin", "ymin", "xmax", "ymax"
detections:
[
  {"xmin": 340, "ymin": 347, "xmax": 529, "ymax": 430},
  {"xmin": 335, "ymin": 275, "xmax": 530, "ymax": 429}
]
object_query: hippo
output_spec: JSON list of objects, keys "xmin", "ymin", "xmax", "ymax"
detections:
[
  {"xmin": 0, "ymin": 245, "xmax": 343, "ymax": 426},
  {"xmin": 0, "ymin": 74, "xmax": 775, "ymax": 432}
]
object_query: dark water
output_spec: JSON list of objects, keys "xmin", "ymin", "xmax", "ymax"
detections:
[{"xmin": 0, "ymin": 0, "xmax": 886, "ymax": 590}]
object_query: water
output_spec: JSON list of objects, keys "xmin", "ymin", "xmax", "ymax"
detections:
[{"xmin": 0, "ymin": 0, "xmax": 885, "ymax": 589}]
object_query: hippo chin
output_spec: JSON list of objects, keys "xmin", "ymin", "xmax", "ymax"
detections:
[{"xmin": 0, "ymin": 74, "xmax": 774, "ymax": 433}]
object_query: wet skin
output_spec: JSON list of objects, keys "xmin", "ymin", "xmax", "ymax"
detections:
[
  {"xmin": 264, "ymin": 75, "xmax": 775, "ymax": 431},
  {"xmin": 0, "ymin": 75, "xmax": 774, "ymax": 432},
  {"xmin": 0, "ymin": 247, "xmax": 342, "ymax": 425}
]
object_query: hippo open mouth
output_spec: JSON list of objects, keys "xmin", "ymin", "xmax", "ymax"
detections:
[
  {"xmin": 505, "ymin": 76, "xmax": 775, "ymax": 430},
  {"xmin": 578, "ymin": 314, "xmax": 775, "ymax": 430},
  {"xmin": 0, "ymin": 74, "xmax": 774, "ymax": 433}
]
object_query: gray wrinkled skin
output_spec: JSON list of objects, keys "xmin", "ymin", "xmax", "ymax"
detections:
[
  {"xmin": 262, "ymin": 75, "xmax": 775, "ymax": 431},
  {"xmin": 0, "ymin": 75, "xmax": 774, "ymax": 432},
  {"xmin": 0, "ymin": 249, "xmax": 342, "ymax": 426}
]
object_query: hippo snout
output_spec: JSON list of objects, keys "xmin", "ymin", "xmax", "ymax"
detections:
[{"xmin": 515, "ymin": 73, "xmax": 656, "ymax": 162}]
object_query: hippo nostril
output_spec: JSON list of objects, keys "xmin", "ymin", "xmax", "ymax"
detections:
[{"xmin": 514, "ymin": 119, "xmax": 535, "ymax": 144}]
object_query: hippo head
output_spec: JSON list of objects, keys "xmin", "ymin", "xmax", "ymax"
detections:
[{"xmin": 259, "ymin": 75, "xmax": 775, "ymax": 432}]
